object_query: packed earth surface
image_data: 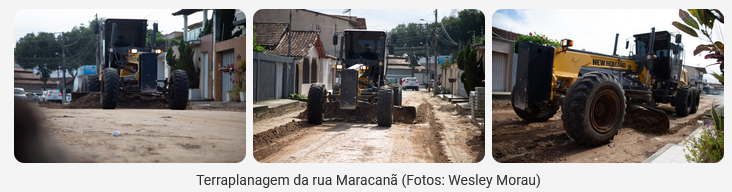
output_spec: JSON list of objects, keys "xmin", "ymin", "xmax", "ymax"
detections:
[
  {"xmin": 21, "ymin": 94, "xmax": 246, "ymax": 163},
  {"xmin": 492, "ymin": 94, "xmax": 724, "ymax": 163},
  {"xmin": 253, "ymin": 89, "xmax": 484, "ymax": 163}
]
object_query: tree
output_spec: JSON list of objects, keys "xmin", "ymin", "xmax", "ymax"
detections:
[
  {"xmin": 406, "ymin": 53, "xmax": 420, "ymax": 77},
  {"xmin": 14, "ymin": 32, "xmax": 62, "ymax": 85},
  {"xmin": 456, "ymin": 43, "xmax": 484, "ymax": 93},
  {"xmin": 673, "ymin": 9, "xmax": 724, "ymax": 78},
  {"xmin": 167, "ymin": 41, "xmax": 199, "ymax": 88},
  {"xmin": 253, "ymin": 26, "xmax": 266, "ymax": 53}
]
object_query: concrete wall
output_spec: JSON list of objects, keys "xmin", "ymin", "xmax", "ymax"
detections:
[
  {"xmin": 491, "ymin": 37, "xmax": 514, "ymax": 92},
  {"xmin": 254, "ymin": 9, "xmax": 359, "ymax": 56},
  {"xmin": 200, "ymin": 34, "xmax": 214, "ymax": 99}
]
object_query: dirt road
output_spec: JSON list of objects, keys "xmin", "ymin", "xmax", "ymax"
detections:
[
  {"xmin": 31, "ymin": 106, "xmax": 246, "ymax": 163},
  {"xmin": 492, "ymin": 94, "xmax": 723, "ymax": 163},
  {"xmin": 253, "ymin": 89, "xmax": 484, "ymax": 163}
]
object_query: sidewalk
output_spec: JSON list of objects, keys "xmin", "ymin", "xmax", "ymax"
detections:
[
  {"xmin": 189, "ymin": 100, "xmax": 245, "ymax": 108},
  {"xmin": 643, "ymin": 105, "xmax": 723, "ymax": 163},
  {"xmin": 253, "ymin": 99, "xmax": 301, "ymax": 113}
]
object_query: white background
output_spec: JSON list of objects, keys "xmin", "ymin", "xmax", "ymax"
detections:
[{"xmin": 5, "ymin": 1, "xmax": 729, "ymax": 192}]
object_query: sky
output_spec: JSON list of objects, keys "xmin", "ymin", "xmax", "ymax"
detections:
[
  {"xmin": 13, "ymin": 9, "xmax": 212, "ymax": 77},
  {"xmin": 493, "ymin": 9, "xmax": 724, "ymax": 84},
  {"xmin": 14, "ymin": 9, "xmax": 212, "ymax": 43},
  {"xmin": 309, "ymin": 9, "xmax": 463, "ymax": 32}
]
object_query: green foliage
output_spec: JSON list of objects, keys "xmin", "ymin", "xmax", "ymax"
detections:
[
  {"xmin": 673, "ymin": 9, "xmax": 724, "ymax": 76},
  {"xmin": 440, "ymin": 57, "xmax": 455, "ymax": 69},
  {"xmin": 712, "ymin": 72, "xmax": 724, "ymax": 85},
  {"xmin": 253, "ymin": 26, "xmax": 266, "ymax": 53},
  {"xmin": 14, "ymin": 32, "xmax": 62, "ymax": 85},
  {"xmin": 456, "ymin": 43, "xmax": 484, "ymax": 93},
  {"xmin": 685, "ymin": 106, "xmax": 724, "ymax": 163},
  {"xmin": 513, "ymin": 32, "xmax": 560, "ymax": 53},
  {"xmin": 389, "ymin": 9, "xmax": 484, "ymax": 56},
  {"xmin": 289, "ymin": 94, "xmax": 307, "ymax": 99},
  {"xmin": 172, "ymin": 41, "xmax": 199, "ymax": 88},
  {"xmin": 199, "ymin": 19, "xmax": 213, "ymax": 38}
]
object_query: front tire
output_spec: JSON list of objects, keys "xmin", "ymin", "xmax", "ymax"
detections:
[
  {"xmin": 307, "ymin": 83, "xmax": 325, "ymax": 125},
  {"xmin": 100, "ymin": 68, "xmax": 119, "ymax": 109},
  {"xmin": 377, "ymin": 86, "xmax": 393, "ymax": 127},
  {"xmin": 675, "ymin": 88, "xmax": 692, "ymax": 117},
  {"xmin": 562, "ymin": 72, "xmax": 625, "ymax": 146},
  {"xmin": 168, "ymin": 70, "xmax": 189, "ymax": 110}
]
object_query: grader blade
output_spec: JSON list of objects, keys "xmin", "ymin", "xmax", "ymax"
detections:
[
  {"xmin": 624, "ymin": 104, "xmax": 670, "ymax": 131},
  {"xmin": 393, "ymin": 106, "xmax": 417, "ymax": 123}
]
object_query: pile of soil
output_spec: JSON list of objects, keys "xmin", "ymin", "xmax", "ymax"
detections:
[
  {"xmin": 492, "ymin": 100, "xmax": 512, "ymax": 111},
  {"xmin": 44, "ymin": 92, "xmax": 170, "ymax": 109},
  {"xmin": 254, "ymin": 102, "xmax": 305, "ymax": 122},
  {"xmin": 413, "ymin": 104, "xmax": 433, "ymax": 123},
  {"xmin": 437, "ymin": 104, "xmax": 456, "ymax": 112},
  {"xmin": 410, "ymin": 102, "xmax": 450, "ymax": 163},
  {"xmin": 253, "ymin": 121, "xmax": 314, "ymax": 160},
  {"xmin": 296, "ymin": 105, "xmax": 418, "ymax": 124},
  {"xmin": 466, "ymin": 129, "xmax": 485, "ymax": 163}
]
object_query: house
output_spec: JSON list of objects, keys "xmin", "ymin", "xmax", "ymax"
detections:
[
  {"xmin": 385, "ymin": 55, "xmax": 426, "ymax": 84},
  {"xmin": 14, "ymin": 68, "xmax": 51, "ymax": 94},
  {"xmin": 265, "ymin": 30, "xmax": 338, "ymax": 95},
  {"xmin": 173, "ymin": 9, "xmax": 246, "ymax": 102},
  {"xmin": 491, "ymin": 26, "xmax": 521, "ymax": 93},
  {"xmin": 684, "ymin": 65, "xmax": 707, "ymax": 90},
  {"xmin": 254, "ymin": 9, "xmax": 367, "ymax": 56}
]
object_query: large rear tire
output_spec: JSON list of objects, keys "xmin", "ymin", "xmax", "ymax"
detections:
[
  {"xmin": 307, "ymin": 83, "xmax": 325, "ymax": 125},
  {"xmin": 169, "ymin": 70, "xmax": 189, "ymax": 110},
  {"xmin": 562, "ymin": 72, "xmax": 625, "ymax": 146},
  {"xmin": 392, "ymin": 84, "xmax": 402, "ymax": 106},
  {"xmin": 511, "ymin": 86, "xmax": 559, "ymax": 122},
  {"xmin": 689, "ymin": 88, "xmax": 700, "ymax": 114},
  {"xmin": 377, "ymin": 86, "xmax": 394, "ymax": 127},
  {"xmin": 100, "ymin": 68, "xmax": 119, "ymax": 109},
  {"xmin": 675, "ymin": 88, "xmax": 692, "ymax": 117},
  {"xmin": 88, "ymin": 75, "xmax": 100, "ymax": 92}
]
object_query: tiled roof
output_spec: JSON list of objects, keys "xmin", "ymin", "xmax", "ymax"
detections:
[
  {"xmin": 387, "ymin": 55, "xmax": 411, "ymax": 65},
  {"xmin": 48, "ymin": 77, "xmax": 74, "ymax": 85},
  {"xmin": 254, "ymin": 22, "xmax": 289, "ymax": 49},
  {"xmin": 299, "ymin": 10, "xmax": 367, "ymax": 29},
  {"xmin": 14, "ymin": 68, "xmax": 41, "ymax": 80},
  {"xmin": 269, "ymin": 31, "xmax": 319, "ymax": 57},
  {"xmin": 492, "ymin": 27, "xmax": 522, "ymax": 41},
  {"xmin": 15, "ymin": 80, "xmax": 47, "ymax": 85}
]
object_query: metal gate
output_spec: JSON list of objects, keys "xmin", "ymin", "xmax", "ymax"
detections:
[
  {"xmin": 492, "ymin": 52, "xmax": 507, "ymax": 92},
  {"xmin": 253, "ymin": 52, "xmax": 295, "ymax": 102},
  {"xmin": 221, "ymin": 51, "xmax": 235, "ymax": 99}
]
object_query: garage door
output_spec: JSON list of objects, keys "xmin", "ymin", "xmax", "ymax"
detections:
[{"xmin": 492, "ymin": 52, "xmax": 507, "ymax": 92}]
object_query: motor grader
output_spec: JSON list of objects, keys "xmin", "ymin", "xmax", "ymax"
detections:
[
  {"xmin": 511, "ymin": 28, "xmax": 700, "ymax": 146},
  {"xmin": 83, "ymin": 18, "xmax": 189, "ymax": 110},
  {"xmin": 306, "ymin": 29, "xmax": 415, "ymax": 127}
]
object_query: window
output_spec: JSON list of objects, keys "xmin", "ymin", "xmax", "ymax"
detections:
[
  {"xmin": 303, "ymin": 58, "xmax": 310, "ymax": 83},
  {"xmin": 311, "ymin": 59, "xmax": 318, "ymax": 83}
]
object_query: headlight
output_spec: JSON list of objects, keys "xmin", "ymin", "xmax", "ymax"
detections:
[
  {"xmin": 360, "ymin": 65, "xmax": 367, "ymax": 71},
  {"xmin": 560, "ymin": 39, "xmax": 573, "ymax": 47},
  {"xmin": 155, "ymin": 49, "xmax": 163, "ymax": 54},
  {"xmin": 335, "ymin": 64, "xmax": 343, "ymax": 70},
  {"xmin": 129, "ymin": 49, "xmax": 138, "ymax": 54}
]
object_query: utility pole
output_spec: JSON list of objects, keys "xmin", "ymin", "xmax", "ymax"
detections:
[
  {"xmin": 61, "ymin": 32, "xmax": 67, "ymax": 103},
  {"xmin": 434, "ymin": 9, "xmax": 438, "ymax": 81}
]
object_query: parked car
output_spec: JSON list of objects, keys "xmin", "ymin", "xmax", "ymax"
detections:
[
  {"xmin": 45, "ymin": 89, "xmax": 64, "ymax": 103},
  {"xmin": 14, "ymin": 88, "xmax": 28, "ymax": 103},
  {"xmin": 402, "ymin": 77, "xmax": 420, "ymax": 91},
  {"xmin": 27, "ymin": 93, "xmax": 41, "ymax": 102},
  {"xmin": 38, "ymin": 91, "xmax": 48, "ymax": 103}
]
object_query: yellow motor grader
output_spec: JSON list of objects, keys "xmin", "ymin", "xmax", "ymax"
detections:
[{"xmin": 511, "ymin": 28, "xmax": 700, "ymax": 146}]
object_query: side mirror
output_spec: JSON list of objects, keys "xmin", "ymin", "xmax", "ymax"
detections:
[
  {"xmin": 391, "ymin": 34, "xmax": 397, "ymax": 44},
  {"xmin": 625, "ymin": 40, "xmax": 629, "ymax": 49},
  {"xmin": 333, "ymin": 34, "xmax": 338, "ymax": 45},
  {"xmin": 388, "ymin": 45, "xmax": 394, "ymax": 55},
  {"xmin": 675, "ymin": 34, "xmax": 682, "ymax": 44}
]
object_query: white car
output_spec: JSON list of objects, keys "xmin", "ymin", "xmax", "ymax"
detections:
[
  {"xmin": 45, "ymin": 90, "xmax": 64, "ymax": 103},
  {"xmin": 14, "ymin": 88, "xmax": 28, "ymax": 103},
  {"xmin": 402, "ymin": 77, "xmax": 420, "ymax": 91}
]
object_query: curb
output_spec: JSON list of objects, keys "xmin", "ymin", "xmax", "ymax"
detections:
[{"xmin": 642, "ymin": 124, "xmax": 705, "ymax": 163}]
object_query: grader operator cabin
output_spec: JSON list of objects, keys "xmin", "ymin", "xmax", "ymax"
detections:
[
  {"xmin": 511, "ymin": 28, "xmax": 701, "ymax": 146},
  {"xmin": 77, "ymin": 18, "xmax": 189, "ymax": 110}
]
